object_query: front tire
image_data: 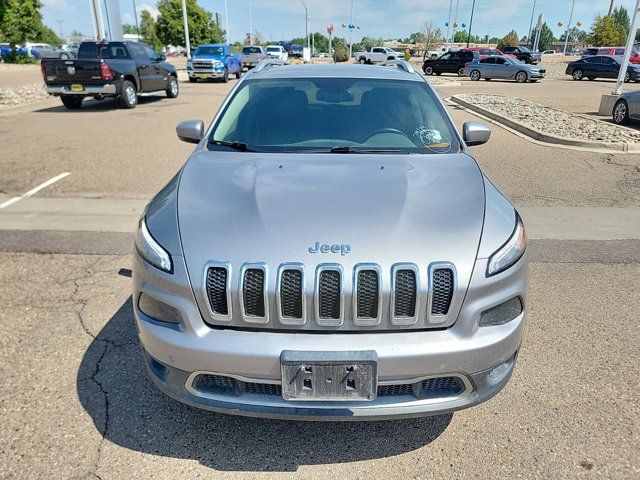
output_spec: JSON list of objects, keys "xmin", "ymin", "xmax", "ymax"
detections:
[
  {"xmin": 572, "ymin": 69, "xmax": 583, "ymax": 81},
  {"xmin": 515, "ymin": 70, "xmax": 528, "ymax": 83},
  {"xmin": 188, "ymin": 77, "xmax": 198, "ymax": 83},
  {"xmin": 624, "ymin": 72, "xmax": 631, "ymax": 83},
  {"xmin": 424, "ymin": 65, "xmax": 434, "ymax": 75},
  {"xmin": 613, "ymin": 99, "xmax": 629, "ymax": 125},
  {"xmin": 235, "ymin": 69, "xmax": 242, "ymax": 79},
  {"xmin": 119, "ymin": 80, "xmax": 138, "ymax": 109},
  {"xmin": 359, "ymin": 58, "xmax": 366, "ymax": 64},
  {"xmin": 457, "ymin": 66, "xmax": 465, "ymax": 76},
  {"xmin": 60, "ymin": 95, "xmax": 83, "ymax": 109},
  {"xmin": 470, "ymin": 69, "xmax": 481, "ymax": 81},
  {"xmin": 166, "ymin": 76, "xmax": 179, "ymax": 98},
  {"xmin": 220, "ymin": 68, "xmax": 229, "ymax": 83}
]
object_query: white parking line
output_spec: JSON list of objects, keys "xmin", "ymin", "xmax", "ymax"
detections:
[{"xmin": 0, "ymin": 172, "xmax": 71, "ymax": 209}]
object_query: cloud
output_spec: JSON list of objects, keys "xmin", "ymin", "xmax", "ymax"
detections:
[{"xmin": 137, "ymin": 3, "xmax": 160, "ymax": 19}]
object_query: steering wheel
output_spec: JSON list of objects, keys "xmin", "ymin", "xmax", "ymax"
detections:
[{"xmin": 363, "ymin": 128, "xmax": 411, "ymax": 142}]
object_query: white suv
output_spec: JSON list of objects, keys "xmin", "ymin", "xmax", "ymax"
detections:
[{"xmin": 265, "ymin": 45, "xmax": 288, "ymax": 61}]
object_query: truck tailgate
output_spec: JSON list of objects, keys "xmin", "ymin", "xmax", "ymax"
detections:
[{"xmin": 42, "ymin": 59, "xmax": 104, "ymax": 85}]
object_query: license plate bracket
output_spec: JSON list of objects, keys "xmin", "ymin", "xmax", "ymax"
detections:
[
  {"xmin": 199, "ymin": 74, "xmax": 208, "ymax": 79},
  {"xmin": 70, "ymin": 84, "xmax": 84, "ymax": 92},
  {"xmin": 280, "ymin": 351, "xmax": 377, "ymax": 401}
]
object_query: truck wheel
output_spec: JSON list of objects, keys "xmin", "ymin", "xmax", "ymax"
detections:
[
  {"xmin": 188, "ymin": 77, "xmax": 198, "ymax": 83},
  {"xmin": 120, "ymin": 80, "xmax": 138, "ymax": 109},
  {"xmin": 235, "ymin": 69, "xmax": 242, "ymax": 79},
  {"xmin": 457, "ymin": 66, "xmax": 465, "ymax": 76},
  {"xmin": 359, "ymin": 58, "xmax": 366, "ymax": 64},
  {"xmin": 166, "ymin": 76, "xmax": 179, "ymax": 98},
  {"xmin": 60, "ymin": 95, "xmax": 83, "ymax": 109},
  {"xmin": 424, "ymin": 65, "xmax": 434, "ymax": 75},
  {"xmin": 221, "ymin": 68, "xmax": 229, "ymax": 83}
]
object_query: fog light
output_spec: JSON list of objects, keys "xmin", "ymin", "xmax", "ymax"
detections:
[
  {"xmin": 138, "ymin": 292, "xmax": 181, "ymax": 324},
  {"xmin": 480, "ymin": 296, "xmax": 522, "ymax": 327}
]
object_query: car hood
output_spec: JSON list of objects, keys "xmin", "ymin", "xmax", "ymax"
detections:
[{"xmin": 178, "ymin": 151, "xmax": 486, "ymax": 313}]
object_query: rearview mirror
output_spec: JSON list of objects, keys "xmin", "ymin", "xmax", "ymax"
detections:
[
  {"xmin": 176, "ymin": 120, "xmax": 204, "ymax": 144},
  {"xmin": 462, "ymin": 121, "xmax": 491, "ymax": 146}
]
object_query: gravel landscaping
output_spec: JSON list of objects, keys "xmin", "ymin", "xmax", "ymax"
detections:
[
  {"xmin": 452, "ymin": 93, "xmax": 640, "ymax": 146},
  {"xmin": 0, "ymin": 83, "xmax": 49, "ymax": 107}
]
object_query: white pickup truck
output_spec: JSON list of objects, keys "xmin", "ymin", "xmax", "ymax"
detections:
[{"xmin": 355, "ymin": 47, "xmax": 403, "ymax": 64}]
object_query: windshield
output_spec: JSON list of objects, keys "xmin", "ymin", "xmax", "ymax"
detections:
[
  {"xmin": 194, "ymin": 46, "xmax": 224, "ymax": 55},
  {"xmin": 266, "ymin": 47, "xmax": 280, "ymax": 52},
  {"xmin": 480, "ymin": 49, "xmax": 499, "ymax": 55},
  {"xmin": 78, "ymin": 42, "xmax": 130, "ymax": 59},
  {"xmin": 243, "ymin": 47, "xmax": 262, "ymax": 54},
  {"xmin": 209, "ymin": 77, "xmax": 459, "ymax": 154},
  {"xmin": 519, "ymin": 46, "xmax": 531, "ymax": 52}
]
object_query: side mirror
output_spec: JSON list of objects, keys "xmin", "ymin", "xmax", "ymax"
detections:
[
  {"xmin": 463, "ymin": 121, "xmax": 491, "ymax": 146},
  {"xmin": 176, "ymin": 120, "xmax": 204, "ymax": 144},
  {"xmin": 159, "ymin": 53, "xmax": 166, "ymax": 61}
]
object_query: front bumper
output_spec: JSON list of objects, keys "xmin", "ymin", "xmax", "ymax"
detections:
[
  {"xmin": 133, "ymin": 249, "xmax": 528, "ymax": 421},
  {"xmin": 45, "ymin": 84, "xmax": 117, "ymax": 95},
  {"xmin": 187, "ymin": 68, "xmax": 225, "ymax": 79}
]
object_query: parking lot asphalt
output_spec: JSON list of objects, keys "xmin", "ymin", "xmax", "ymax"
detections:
[{"xmin": 0, "ymin": 67, "xmax": 639, "ymax": 479}]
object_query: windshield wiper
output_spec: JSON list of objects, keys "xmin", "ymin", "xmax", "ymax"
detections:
[
  {"xmin": 210, "ymin": 140, "xmax": 259, "ymax": 152},
  {"xmin": 329, "ymin": 146, "xmax": 402, "ymax": 153}
]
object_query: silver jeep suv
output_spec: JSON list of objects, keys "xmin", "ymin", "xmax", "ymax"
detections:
[{"xmin": 133, "ymin": 60, "xmax": 529, "ymax": 420}]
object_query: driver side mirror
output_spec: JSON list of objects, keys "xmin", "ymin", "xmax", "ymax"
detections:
[
  {"xmin": 176, "ymin": 120, "xmax": 204, "ymax": 144},
  {"xmin": 463, "ymin": 122, "xmax": 491, "ymax": 146}
]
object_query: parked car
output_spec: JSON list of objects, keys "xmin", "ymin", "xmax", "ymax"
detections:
[
  {"xmin": 566, "ymin": 55, "xmax": 640, "ymax": 82},
  {"xmin": 42, "ymin": 41, "xmax": 179, "ymax": 109},
  {"xmin": 463, "ymin": 47, "xmax": 516, "ymax": 60},
  {"xmin": 464, "ymin": 56, "xmax": 546, "ymax": 83},
  {"xmin": 423, "ymin": 50, "xmax": 478, "ymax": 76},
  {"xmin": 0, "ymin": 42, "xmax": 12, "ymax": 57},
  {"xmin": 241, "ymin": 45, "xmax": 266, "ymax": 70},
  {"xmin": 265, "ymin": 45, "xmax": 288, "ymax": 61},
  {"xmin": 133, "ymin": 60, "xmax": 528, "ymax": 420},
  {"xmin": 28, "ymin": 43, "xmax": 59, "ymax": 59},
  {"xmin": 581, "ymin": 46, "xmax": 640, "ymax": 64},
  {"xmin": 56, "ymin": 44, "xmax": 79, "ymax": 60},
  {"xmin": 289, "ymin": 44, "xmax": 304, "ymax": 58},
  {"xmin": 355, "ymin": 47, "xmax": 403, "ymax": 64},
  {"xmin": 501, "ymin": 46, "xmax": 541, "ymax": 64},
  {"xmin": 187, "ymin": 44, "xmax": 241, "ymax": 82},
  {"xmin": 612, "ymin": 89, "xmax": 640, "ymax": 124}
]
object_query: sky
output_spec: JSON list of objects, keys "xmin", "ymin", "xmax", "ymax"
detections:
[{"xmin": 41, "ymin": 0, "xmax": 639, "ymax": 44}]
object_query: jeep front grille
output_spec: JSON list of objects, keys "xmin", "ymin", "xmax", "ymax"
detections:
[
  {"xmin": 206, "ymin": 266, "xmax": 229, "ymax": 315},
  {"xmin": 318, "ymin": 269, "xmax": 341, "ymax": 320},
  {"xmin": 202, "ymin": 262, "xmax": 458, "ymax": 331}
]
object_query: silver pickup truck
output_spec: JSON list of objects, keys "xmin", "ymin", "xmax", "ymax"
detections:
[
  {"xmin": 355, "ymin": 47, "xmax": 403, "ymax": 64},
  {"xmin": 241, "ymin": 45, "xmax": 266, "ymax": 71},
  {"xmin": 133, "ymin": 60, "xmax": 528, "ymax": 421}
]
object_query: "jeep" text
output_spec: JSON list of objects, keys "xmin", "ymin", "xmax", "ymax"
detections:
[{"xmin": 308, "ymin": 242, "xmax": 351, "ymax": 256}]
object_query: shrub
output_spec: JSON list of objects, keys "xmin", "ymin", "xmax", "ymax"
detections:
[
  {"xmin": 1, "ymin": 51, "xmax": 38, "ymax": 64},
  {"xmin": 334, "ymin": 44, "xmax": 348, "ymax": 62}
]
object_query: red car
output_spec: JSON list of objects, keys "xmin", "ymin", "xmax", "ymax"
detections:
[
  {"xmin": 582, "ymin": 46, "xmax": 640, "ymax": 64},
  {"xmin": 462, "ymin": 47, "xmax": 516, "ymax": 60}
]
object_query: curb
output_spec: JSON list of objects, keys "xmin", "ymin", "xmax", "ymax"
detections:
[{"xmin": 449, "ymin": 95, "xmax": 640, "ymax": 153}]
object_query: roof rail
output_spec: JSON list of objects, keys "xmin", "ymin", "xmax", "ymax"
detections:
[
  {"xmin": 380, "ymin": 59, "xmax": 416, "ymax": 74},
  {"xmin": 252, "ymin": 59, "xmax": 290, "ymax": 73}
]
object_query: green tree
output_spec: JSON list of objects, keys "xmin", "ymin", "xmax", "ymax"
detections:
[
  {"xmin": 590, "ymin": 15, "xmax": 623, "ymax": 46},
  {"xmin": 453, "ymin": 30, "xmax": 479, "ymax": 44},
  {"xmin": 334, "ymin": 43, "xmax": 348, "ymax": 62},
  {"xmin": 37, "ymin": 24, "xmax": 62, "ymax": 45},
  {"xmin": 559, "ymin": 27, "xmax": 589, "ymax": 43},
  {"xmin": 155, "ymin": 0, "xmax": 225, "ymax": 48},
  {"xmin": 497, "ymin": 29, "xmax": 519, "ymax": 50},
  {"xmin": 360, "ymin": 36, "xmax": 384, "ymax": 51},
  {"xmin": 612, "ymin": 6, "xmax": 630, "ymax": 43},
  {"xmin": 0, "ymin": 0, "xmax": 45, "ymax": 44},
  {"xmin": 122, "ymin": 24, "xmax": 138, "ymax": 35},
  {"xmin": 311, "ymin": 32, "xmax": 329, "ymax": 52},
  {"xmin": 529, "ymin": 22, "xmax": 555, "ymax": 51},
  {"xmin": 140, "ymin": 10, "xmax": 161, "ymax": 49}
]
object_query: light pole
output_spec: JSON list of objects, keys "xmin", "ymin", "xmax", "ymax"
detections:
[
  {"xmin": 562, "ymin": 0, "xmax": 576, "ymax": 57},
  {"xmin": 56, "ymin": 19, "xmax": 64, "ymax": 40},
  {"xmin": 181, "ymin": 0, "xmax": 191, "ymax": 59},
  {"xmin": 302, "ymin": 1, "xmax": 309, "ymax": 49},
  {"xmin": 132, "ymin": 0, "xmax": 140, "ymax": 38},
  {"xmin": 249, "ymin": 1, "xmax": 253, "ymax": 45},
  {"xmin": 348, "ymin": 0, "xmax": 355, "ymax": 60},
  {"xmin": 527, "ymin": 0, "xmax": 537, "ymax": 47},
  {"xmin": 614, "ymin": 0, "xmax": 640, "ymax": 94},
  {"xmin": 224, "ymin": 0, "xmax": 230, "ymax": 44},
  {"xmin": 466, "ymin": 0, "xmax": 476, "ymax": 47},
  {"xmin": 90, "ymin": 0, "xmax": 105, "ymax": 40},
  {"xmin": 445, "ymin": 0, "xmax": 453, "ymax": 46},
  {"xmin": 486, "ymin": 25, "xmax": 493, "ymax": 45}
]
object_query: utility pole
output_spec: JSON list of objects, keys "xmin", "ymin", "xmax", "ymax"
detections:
[
  {"xmin": 486, "ymin": 25, "xmax": 493, "ymax": 45},
  {"xmin": 562, "ymin": 0, "xmax": 576, "ymax": 57},
  {"xmin": 466, "ymin": 0, "xmax": 476, "ymax": 47},
  {"xmin": 446, "ymin": 0, "xmax": 453, "ymax": 46},
  {"xmin": 181, "ymin": 0, "xmax": 191, "ymax": 59},
  {"xmin": 608, "ymin": 0, "xmax": 615, "ymax": 16},
  {"xmin": 90, "ymin": 0, "xmax": 105, "ymax": 40},
  {"xmin": 224, "ymin": 0, "xmax": 230, "ymax": 44},
  {"xmin": 132, "ymin": 0, "xmax": 140, "ymax": 37},
  {"xmin": 527, "ymin": 0, "xmax": 537, "ymax": 47},
  {"xmin": 348, "ymin": 0, "xmax": 354, "ymax": 60},
  {"xmin": 249, "ymin": 2, "xmax": 253, "ymax": 45},
  {"xmin": 302, "ymin": 1, "xmax": 309, "ymax": 49},
  {"xmin": 614, "ymin": 0, "xmax": 640, "ymax": 94},
  {"xmin": 56, "ymin": 20, "xmax": 64, "ymax": 40}
]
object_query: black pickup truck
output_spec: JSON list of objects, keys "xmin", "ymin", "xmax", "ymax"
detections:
[
  {"xmin": 41, "ymin": 41, "xmax": 178, "ymax": 109},
  {"xmin": 501, "ymin": 46, "xmax": 542, "ymax": 64}
]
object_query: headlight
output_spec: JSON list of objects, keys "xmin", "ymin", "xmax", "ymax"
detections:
[
  {"xmin": 486, "ymin": 213, "xmax": 526, "ymax": 276},
  {"xmin": 135, "ymin": 217, "xmax": 173, "ymax": 273}
]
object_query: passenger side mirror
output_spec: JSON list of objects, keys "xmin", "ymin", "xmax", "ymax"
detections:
[
  {"xmin": 462, "ymin": 122, "xmax": 491, "ymax": 146},
  {"xmin": 158, "ymin": 53, "xmax": 166, "ymax": 61},
  {"xmin": 176, "ymin": 120, "xmax": 204, "ymax": 144}
]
